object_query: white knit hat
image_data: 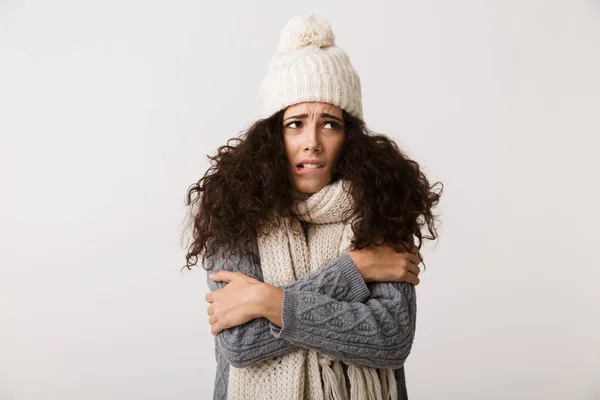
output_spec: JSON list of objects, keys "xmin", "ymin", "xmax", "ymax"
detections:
[{"xmin": 259, "ymin": 15, "xmax": 363, "ymax": 120}]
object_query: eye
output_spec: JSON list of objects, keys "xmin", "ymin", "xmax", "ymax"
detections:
[
  {"xmin": 323, "ymin": 121, "xmax": 341, "ymax": 129},
  {"xmin": 285, "ymin": 121, "xmax": 302, "ymax": 129}
]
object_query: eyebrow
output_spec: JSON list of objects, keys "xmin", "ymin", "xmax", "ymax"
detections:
[{"xmin": 283, "ymin": 113, "xmax": 344, "ymax": 123}]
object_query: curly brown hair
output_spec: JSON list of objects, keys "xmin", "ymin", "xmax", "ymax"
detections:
[{"xmin": 183, "ymin": 109, "xmax": 443, "ymax": 272}]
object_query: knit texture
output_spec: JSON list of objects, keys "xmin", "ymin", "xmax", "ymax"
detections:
[
  {"xmin": 259, "ymin": 15, "xmax": 363, "ymax": 120},
  {"xmin": 221, "ymin": 180, "xmax": 410, "ymax": 399},
  {"xmin": 205, "ymin": 246, "xmax": 416, "ymax": 400}
]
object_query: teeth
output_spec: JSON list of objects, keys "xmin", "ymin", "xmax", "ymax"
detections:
[{"xmin": 300, "ymin": 164, "xmax": 322, "ymax": 169}]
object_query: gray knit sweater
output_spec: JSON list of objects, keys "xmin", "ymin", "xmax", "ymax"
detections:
[{"xmin": 204, "ymin": 244, "xmax": 417, "ymax": 399}]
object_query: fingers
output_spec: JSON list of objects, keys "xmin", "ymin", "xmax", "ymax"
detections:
[
  {"xmin": 209, "ymin": 270, "xmax": 237, "ymax": 282},
  {"xmin": 388, "ymin": 243, "xmax": 420, "ymax": 258},
  {"xmin": 405, "ymin": 252, "xmax": 421, "ymax": 266},
  {"xmin": 208, "ymin": 311, "xmax": 223, "ymax": 335},
  {"xmin": 406, "ymin": 262, "xmax": 421, "ymax": 277},
  {"xmin": 401, "ymin": 250, "xmax": 422, "ymax": 285},
  {"xmin": 211, "ymin": 321, "xmax": 222, "ymax": 336},
  {"xmin": 410, "ymin": 275, "xmax": 421, "ymax": 286},
  {"xmin": 400, "ymin": 262, "xmax": 421, "ymax": 284},
  {"xmin": 410, "ymin": 244, "xmax": 419, "ymax": 254},
  {"xmin": 205, "ymin": 292, "xmax": 213, "ymax": 303},
  {"xmin": 207, "ymin": 304, "xmax": 213, "ymax": 316},
  {"xmin": 209, "ymin": 315, "xmax": 228, "ymax": 336}
]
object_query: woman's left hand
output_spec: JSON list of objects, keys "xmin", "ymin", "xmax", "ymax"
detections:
[{"xmin": 205, "ymin": 270, "xmax": 266, "ymax": 336}]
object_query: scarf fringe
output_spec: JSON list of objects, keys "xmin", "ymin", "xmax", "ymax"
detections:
[
  {"xmin": 365, "ymin": 368, "xmax": 383, "ymax": 400},
  {"xmin": 319, "ymin": 355, "xmax": 348, "ymax": 400},
  {"xmin": 328, "ymin": 361, "xmax": 396, "ymax": 400},
  {"xmin": 378, "ymin": 368, "xmax": 398, "ymax": 400}
]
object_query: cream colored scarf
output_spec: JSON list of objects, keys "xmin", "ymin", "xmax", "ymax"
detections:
[{"xmin": 227, "ymin": 179, "xmax": 397, "ymax": 400}]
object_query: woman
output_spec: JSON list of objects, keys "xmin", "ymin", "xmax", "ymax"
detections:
[{"xmin": 184, "ymin": 15, "xmax": 442, "ymax": 400}]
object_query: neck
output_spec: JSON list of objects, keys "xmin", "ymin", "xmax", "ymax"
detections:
[{"xmin": 292, "ymin": 189, "xmax": 314, "ymax": 201}]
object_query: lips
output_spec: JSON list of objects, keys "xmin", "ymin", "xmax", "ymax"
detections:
[
  {"xmin": 295, "ymin": 166, "xmax": 323, "ymax": 176},
  {"xmin": 297, "ymin": 163, "xmax": 323, "ymax": 169},
  {"xmin": 295, "ymin": 159, "xmax": 325, "ymax": 176},
  {"xmin": 295, "ymin": 159, "xmax": 325, "ymax": 168}
]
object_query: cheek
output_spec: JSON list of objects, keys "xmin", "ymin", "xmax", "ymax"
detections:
[
  {"xmin": 327, "ymin": 137, "xmax": 346, "ymax": 163},
  {"xmin": 283, "ymin": 136, "xmax": 295, "ymax": 155}
]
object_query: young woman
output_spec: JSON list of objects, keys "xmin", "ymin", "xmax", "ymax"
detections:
[{"xmin": 184, "ymin": 15, "xmax": 442, "ymax": 400}]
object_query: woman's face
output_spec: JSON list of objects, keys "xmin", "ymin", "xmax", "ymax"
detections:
[{"xmin": 282, "ymin": 102, "xmax": 345, "ymax": 194}]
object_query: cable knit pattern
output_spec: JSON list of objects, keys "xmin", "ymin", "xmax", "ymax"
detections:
[
  {"xmin": 208, "ymin": 254, "xmax": 371, "ymax": 368},
  {"xmin": 206, "ymin": 248, "xmax": 415, "ymax": 400},
  {"xmin": 205, "ymin": 180, "xmax": 416, "ymax": 399},
  {"xmin": 271, "ymin": 280, "xmax": 416, "ymax": 367}
]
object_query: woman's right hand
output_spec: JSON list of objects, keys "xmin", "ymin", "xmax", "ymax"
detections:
[{"xmin": 348, "ymin": 243, "xmax": 422, "ymax": 285}]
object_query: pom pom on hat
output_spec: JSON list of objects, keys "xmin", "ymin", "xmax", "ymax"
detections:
[
  {"xmin": 277, "ymin": 15, "xmax": 336, "ymax": 52},
  {"xmin": 260, "ymin": 14, "xmax": 363, "ymax": 120}
]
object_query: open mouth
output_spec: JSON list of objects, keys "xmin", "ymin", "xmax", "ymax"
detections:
[
  {"xmin": 296, "ymin": 163, "xmax": 324, "ymax": 170},
  {"xmin": 295, "ymin": 162, "xmax": 324, "ymax": 175}
]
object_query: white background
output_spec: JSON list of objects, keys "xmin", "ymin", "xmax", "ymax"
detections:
[{"xmin": 1, "ymin": 1, "xmax": 599, "ymax": 399}]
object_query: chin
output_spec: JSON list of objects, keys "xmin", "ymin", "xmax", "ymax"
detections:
[{"xmin": 294, "ymin": 178, "xmax": 332, "ymax": 194}]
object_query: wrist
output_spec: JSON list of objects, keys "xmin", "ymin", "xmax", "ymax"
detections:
[
  {"xmin": 348, "ymin": 250, "xmax": 369, "ymax": 282},
  {"xmin": 258, "ymin": 283, "xmax": 284, "ymax": 326}
]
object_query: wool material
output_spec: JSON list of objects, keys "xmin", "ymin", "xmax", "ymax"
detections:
[
  {"xmin": 259, "ymin": 15, "xmax": 363, "ymax": 120},
  {"xmin": 227, "ymin": 179, "xmax": 397, "ymax": 400}
]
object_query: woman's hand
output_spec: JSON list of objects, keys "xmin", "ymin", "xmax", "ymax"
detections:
[
  {"xmin": 205, "ymin": 271, "xmax": 267, "ymax": 335},
  {"xmin": 348, "ymin": 243, "xmax": 422, "ymax": 285}
]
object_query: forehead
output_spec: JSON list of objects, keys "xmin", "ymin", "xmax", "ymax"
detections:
[{"xmin": 283, "ymin": 102, "xmax": 343, "ymax": 117}]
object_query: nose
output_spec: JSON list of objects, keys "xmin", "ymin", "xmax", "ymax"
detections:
[{"xmin": 303, "ymin": 124, "xmax": 322, "ymax": 153}]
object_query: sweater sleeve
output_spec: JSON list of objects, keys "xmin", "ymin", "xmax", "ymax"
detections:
[
  {"xmin": 205, "ymin": 249, "xmax": 371, "ymax": 368},
  {"xmin": 269, "ymin": 281, "xmax": 417, "ymax": 369}
]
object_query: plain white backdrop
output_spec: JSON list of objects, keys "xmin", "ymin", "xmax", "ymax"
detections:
[{"xmin": 1, "ymin": 1, "xmax": 599, "ymax": 399}]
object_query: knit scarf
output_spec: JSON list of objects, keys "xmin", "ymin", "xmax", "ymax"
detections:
[{"xmin": 227, "ymin": 179, "xmax": 397, "ymax": 400}]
